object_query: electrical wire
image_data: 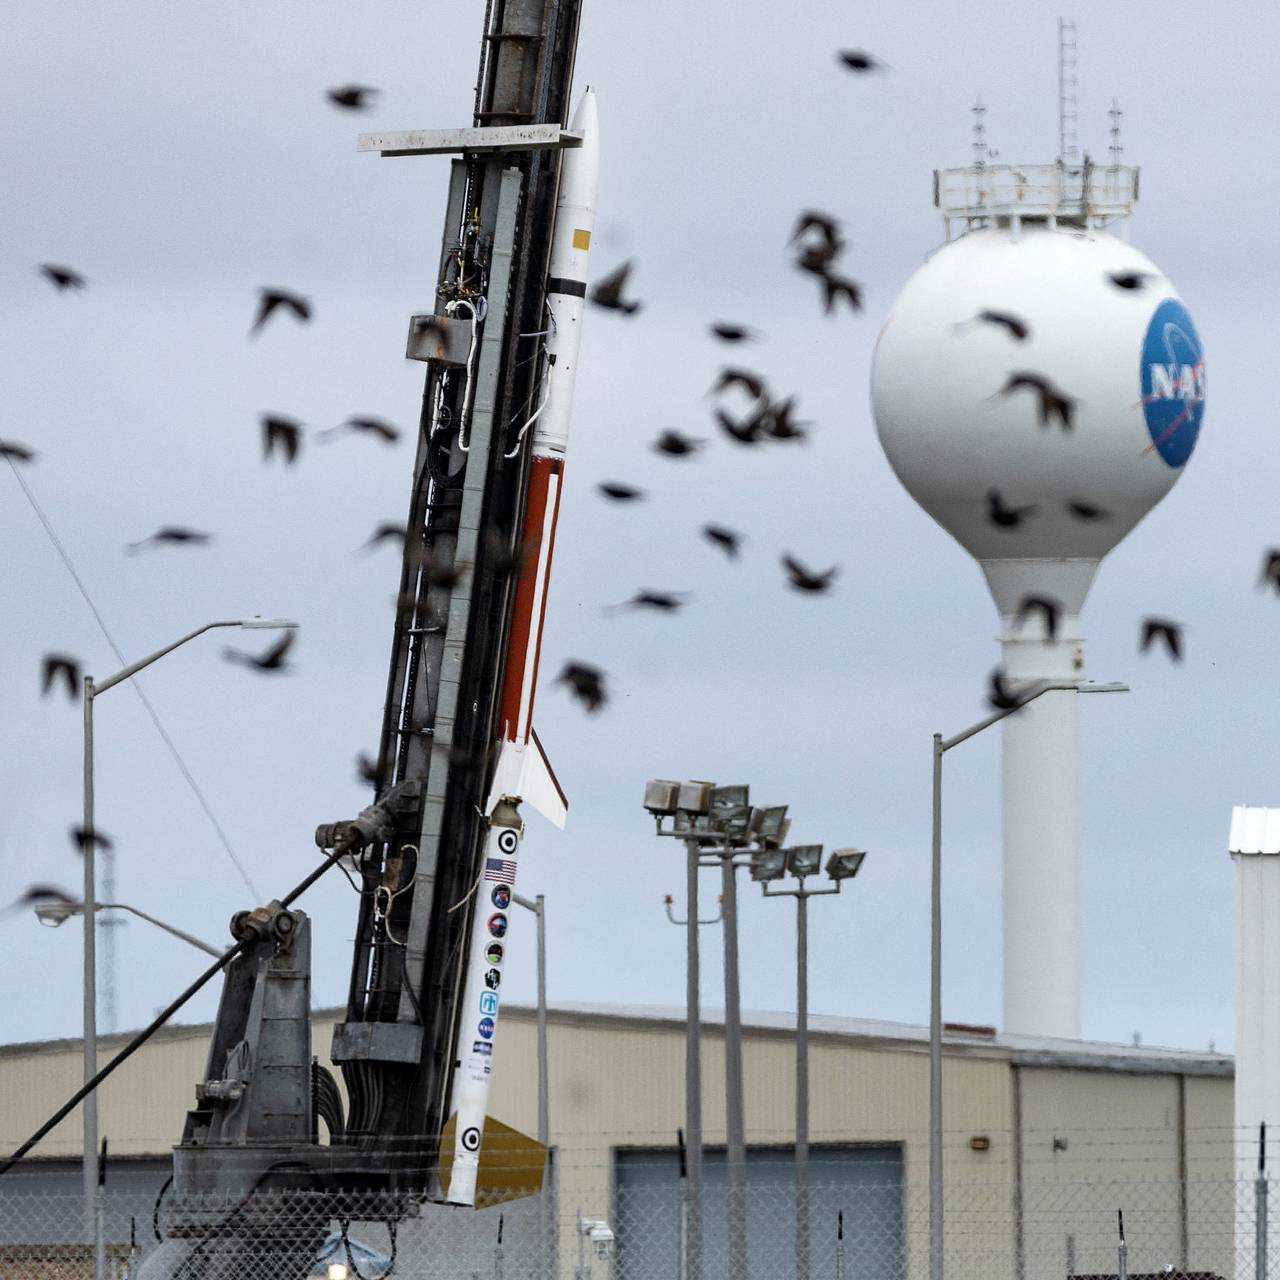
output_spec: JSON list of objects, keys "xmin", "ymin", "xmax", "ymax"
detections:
[{"xmin": 4, "ymin": 456, "xmax": 261, "ymax": 899}]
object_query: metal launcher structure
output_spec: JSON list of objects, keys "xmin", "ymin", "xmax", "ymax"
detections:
[{"xmin": 136, "ymin": 1, "xmax": 592, "ymax": 1274}]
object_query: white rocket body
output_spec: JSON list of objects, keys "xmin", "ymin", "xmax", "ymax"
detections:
[
  {"xmin": 872, "ymin": 223, "xmax": 1205, "ymax": 1038},
  {"xmin": 444, "ymin": 90, "xmax": 599, "ymax": 1207},
  {"xmin": 486, "ymin": 86, "xmax": 598, "ymax": 827}
]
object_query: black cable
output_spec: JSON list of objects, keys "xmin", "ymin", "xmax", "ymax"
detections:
[
  {"xmin": 152, "ymin": 1174, "xmax": 174, "ymax": 1243},
  {"xmin": 341, "ymin": 1216, "xmax": 397, "ymax": 1280}
]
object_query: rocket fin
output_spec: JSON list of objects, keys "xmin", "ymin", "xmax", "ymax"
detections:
[
  {"xmin": 439, "ymin": 1113, "xmax": 547, "ymax": 1208},
  {"xmin": 485, "ymin": 731, "xmax": 568, "ymax": 829}
]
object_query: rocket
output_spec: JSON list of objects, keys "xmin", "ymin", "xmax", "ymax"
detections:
[{"xmin": 443, "ymin": 87, "xmax": 598, "ymax": 1208}]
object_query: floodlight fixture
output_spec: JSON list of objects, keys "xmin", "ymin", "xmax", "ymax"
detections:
[
  {"xmin": 644, "ymin": 779, "xmax": 681, "ymax": 814},
  {"xmin": 239, "ymin": 617, "xmax": 299, "ymax": 630},
  {"xmin": 750, "ymin": 848, "xmax": 787, "ymax": 882},
  {"xmin": 676, "ymin": 781, "xmax": 714, "ymax": 814},
  {"xmin": 749, "ymin": 804, "xmax": 789, "ymax": 841},
  {"xmin": 826, "ymin": 847, "xmax": 866, "ymax": 881},
  {"xmin": 766, "ymin": 817, "xmax": 792, "ymax": 849},
  {"xmin": 784, "ymin": 844, "xmax": 824, "ymax": 878},
  {"xmin": 709, "ymin": 784, "xmax": 751, "ymax": 836}
]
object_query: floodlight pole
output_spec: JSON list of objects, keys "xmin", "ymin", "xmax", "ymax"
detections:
[
  {"xmin": 928, "ymin": 678, "xmax": 1127, "ymax": 1280},
  {"xmin": 720, "ymin": 849, "xmax": 748, "ymax": 1280},
  {"xmin": 761, "ymin": 875, "xmax": 842, "ymax": 1280},
  {"xmin": 686, "ymin": 839, "xmax": 704, "ymax": 1280}
]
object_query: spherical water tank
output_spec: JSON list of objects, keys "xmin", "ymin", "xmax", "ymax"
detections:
[{"xmin": 871, "ymin": 224, "xmax": 1205, "ymax": 613}]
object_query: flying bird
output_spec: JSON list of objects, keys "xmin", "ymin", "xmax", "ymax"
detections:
[
  {"xmin": 423, "ymin": 553, "xmax": 468, "ymax": 589},
  {"xmin": 222, "ymin": 630, "xmax": 296, "ymax": 674},
  {"xmin": 126, "ymin": 527, "xmax": 213, "ymax": 554},
  {"xmin": 359, "ymin": 522, "xmax": 408, "ymax": 552},
  {"xmin": 0, "ymin": 439, "xmax": 37, "ymax": 463},
  {"xmin": 597, "ymin": 482, "xmax": 646, "ymax": 502},
  {"xmin": 711, "ymin": 367, "xmax": 768, "ymax": 401},
  {"xmin": 710, "ymin": 322, "xmax": 758, "ymax": 344},
  {"xmin": 70, "ymin": 826, "xmax": 114, "ymax": 854},
  {"xmin": 760, "ymin": 397, "xmax": 810, "ymax": 442},
  {"xmin": 962, "ymin": 310, "xmax": 1031, "ymax": 342},
  {"xmin": 2, "ymin": 884, "xmax": 76, "ymax": 918},
  {"xmin": 702, "ymin": 525, "xmax": 743, "ymax": 559},
  {"xmin": 837, "ymin": 49, "xmax": 887, "ymax": 73},
  {"xmin": 262, "ymin": 414, "xmax": 303, "ymax": 464},
  {"xmin": 653, "ymin": 430, "xmax": 705, "ymax": 458},
  {"xmin": 986, "ymin": 489, "xmax": 1037, "ymax": 529},
  {"xmin": 1258, "ymin": 549, "xmax": 1280, "ymax": 595},
  {"xmin": 321, "ymin": 415, "xmax": 400, "ymax": 445},
  {"xmin": 327, "ymin": 84, "xmax": 379, "ymax": 111},
  {"xmin": 556, "ymin": 662, "xmax": 607, "ymax": 713},
  {"xmin": 715, "ymin": 408, "xmax": 765, "ymax": 446},
  {"xmin": 1140, "ymin": 617, "xmax": 1183, "ymax": 662},
  {"xmin": 997, "ymin": 372, "xmax": 1077, "ymax": 430},
  {"xmin": 1066, "ymin": 499, "xmax": 1110, "ymax": 521},
  {"xmin": 38, "ymin": 264, "xmax": 86, "ymax": 291},
  {"xmin": 608, "ymin": 590, "xmax": 688, "ymax": 613},
  {"xmin": 1013, "ymin": 594, "xmax": 1062, "ymax": 643},
  {"xmin": 250, "ymin": 288, "xmax": 311, "ymax": 337},
  {"xmin": 41, "ymin": 654, "xmax": 81, "ymax": 701},
  {"xmin": 987, "ymin": 669, "xmax": 1027, "ymax": 711},
  {"xmin": 819, "ymin": 271, "xmax": 863, "ymax": 315},
  {"xmin": 1107, "ymin": 270, "xmax": 1157, "ymax": 291},
  {"xmin": 790, "ymin": 211, "xmax": 844, "ymax": 255},
  {"xmin": 356, "ymin": 753, "xmax": 380, "ymax": 788},
  {"xmin": 589, "ymin": 261, "xmax": 642, "ymax": 315},
  {"xmin": 782, "ymin": 554, "xmax": 838, "ymax": 593}
]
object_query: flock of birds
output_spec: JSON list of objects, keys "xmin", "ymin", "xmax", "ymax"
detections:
[{"xmin": 2, "ymin": 48, "xmax": 1271, "ymax": 918}]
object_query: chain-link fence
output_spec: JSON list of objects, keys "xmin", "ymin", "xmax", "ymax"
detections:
[{"xmin": 0, "ymin": 1173, "xmax": 1272, "ymax": 1280}]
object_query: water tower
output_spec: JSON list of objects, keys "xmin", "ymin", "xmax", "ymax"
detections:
[{"xmin": 870, "ymin": 52, "xmax": 1206, "ymax": 1038}]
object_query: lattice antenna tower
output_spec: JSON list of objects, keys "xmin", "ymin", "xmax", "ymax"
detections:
[
  {"xmin": 1108, "ymin": 98, "xmax": 1124, "ymax": 166},
  {"xmin": 1058, "ymin": 17, "xmax": 1079, "ymax": 165},
  {"xmin": 971, "ymin": 97, "xmax": 988, "ymax": 170}
]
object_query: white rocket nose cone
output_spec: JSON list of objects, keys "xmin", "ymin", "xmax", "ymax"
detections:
[{"xmin": 571, "ymin": 86, "xmax": 597, "ymax": 137}]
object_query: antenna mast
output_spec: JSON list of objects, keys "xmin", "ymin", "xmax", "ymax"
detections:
[
  {"xmin": 1058, "ymin": 17, "xmax": 1079, "ymax": 165},
  {"xmin": 1108, "ymin": 98, "xmax": 1124, "ymax": 166},
  {"xmin": 971, "ymin": 97, "xmax": 988, "ymax": 170}
]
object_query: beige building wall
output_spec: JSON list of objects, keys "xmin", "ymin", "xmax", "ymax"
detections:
[{"xmin": 0, "ymin": 1005, "xmax": 1233, "ymax": 1280}]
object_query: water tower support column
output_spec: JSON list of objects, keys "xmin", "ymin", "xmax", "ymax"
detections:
[{"xmin": 998, "ymin": 606, "xmax": 1084, "ymax": 1040}]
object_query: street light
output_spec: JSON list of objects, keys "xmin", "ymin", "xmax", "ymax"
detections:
[
  {"xmin": 927, "ymin": 677, "xmax": 1126, "ymax": 1280},
  {"xmin": 758, "ymin": 841, "xmax": 865, "ymax": 1280},
  {"xmin": 78, "ymin": 616, "xmax": 295, "ymax": 1250},
  {"xmin": 35, "ymin": 900, "xmax": 223, "ymax": 958},
  {"xmin": 646, "ymin": 779, "xmax": 775, "ymax": 1280}
]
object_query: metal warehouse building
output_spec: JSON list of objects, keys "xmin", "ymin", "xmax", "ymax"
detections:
[{"xmin": 0, "ymin": 1003, "xmax": 1233, "ymax": 1279}]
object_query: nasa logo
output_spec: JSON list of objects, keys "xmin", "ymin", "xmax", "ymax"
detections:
[
  {"xmin": 488, "ymin": 912, "xmax": 508, "ymax": 939},
  {"xmin": 484, "ymin": 967, "xmax": 501, "ymax": 990},
  {"xmin": 461, "ymin": 1126, "xmax": 482, "ymax": 1152},
  {"xmin": 491, "ymin": 884, "xmax": 511, "ymax": 910},
  {"xmin": 485, "ymin": 942, "xmax": 504, "ymax": 966},
  {"xmin": 1140, "ymin": 298, "xmax": 1205, "ymax": 469},
  {"xmin": 478, "ymin": 1016, "xmax": 495, "ymax": 1040},
  {"xmin": 479, "ymin": 991, "xmax": 499, "ymax": 1016}
]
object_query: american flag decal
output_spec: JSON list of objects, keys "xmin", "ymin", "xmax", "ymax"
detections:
[{"xmin": 484, "ymin": 857, "xmax": 517, "ymax": 885}]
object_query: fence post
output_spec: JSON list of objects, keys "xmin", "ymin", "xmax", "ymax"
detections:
[{"xmin": 1258, "ymin": 1122, "xmax": 1269, "ymax": 1280}]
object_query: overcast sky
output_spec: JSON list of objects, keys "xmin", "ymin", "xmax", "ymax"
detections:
[{"xmin": 0, "ymin": 0, "xmax": 1269, "ymax": 1079}]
